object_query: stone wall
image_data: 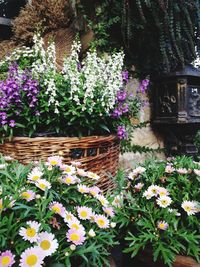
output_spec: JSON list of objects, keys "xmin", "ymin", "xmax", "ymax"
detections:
[{"xmin": 119, "ymin": 78, "xmax": 165, "ymax": 168}]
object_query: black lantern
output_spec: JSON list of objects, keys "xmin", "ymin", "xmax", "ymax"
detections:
[{"xmin": 152, "ymin": 64, "xmax": 200, "ymax": 156}]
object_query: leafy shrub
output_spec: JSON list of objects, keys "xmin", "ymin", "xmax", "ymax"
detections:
[
  {"xmin": 0, "ymin": 155, "xmax": 119, "ymax": 267},
  {"xmin": 116, "ymin": 156, "xmax": 200, "ymax": 266}
]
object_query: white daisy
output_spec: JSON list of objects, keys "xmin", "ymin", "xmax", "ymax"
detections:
[
  {"xmin": 194, "ymin": 169, "xmax": 200, "ymax": 176},
  {"xmin": 134, "ymin": 182, "xmax": 144, "ymax": 191},
  {"xmin": 128, "ymin": 166, "xmax": 146, "ymax": 180},
  {"xmin": 47, "ymin": 156, "xmax": 62, "ymax": 166},
  {"xmin": 86, "ymin": 171, "xmax": 100, "ymax": 180},
  {"xmin": 177, "ymin": 168, "xmax": 189, "ymax": 174},
  {"xmin": 112, "ymin": 195, "xmax": 123, "ymax": 208},
  {"xmin": 62, "ymin": 211, "xmax": 76, "ymax": 223},
  {"xmin": 77, "ymin": 206, "xmax": 93, "ymax": 220},
  {"xmin": 62, "ymin": 175, "xmax": 77, "ymax": 185},
  {"xmin": 96, "ymin": 194, "xmax": 109, "ymax": 207},
  {"xmin": 181, "ymin": 201, "xmax": 197, "ymax": 215},
  {"xmin": 19, "ymin": 247, "xmax": 44, "ymax": 267},
  {"xmin": 27, "ymin": 168, "xmax": 43, "ymax": 182},
  {"xmin": 77, "ymin": 168, "xmax": 88, "ymax": 177},
  {"xmin": 142, "ymin": 190, "xmax": 154, "ymax": 200},
  {"xmin": 77, "ymin": 184, "xmax": 90, "ymax": 194},
  {"xmin": 61, "ymin": 164, "xmax": 76, "ymax": 175},
  {"xmin": 35, "ymin": 179, "xmax": 51, "ymax": 191},
  {"xmin": 68, "ymin": 218, "xmax": 85, "ymax": 232},
  {"xmin": 147, "ymin": 185, "xmax": 160, "ymax": 196},
  {"xmin": 19, "ymin": 221, "xmax": 41, "ymax": 243},
  {"xmin": 158, "ymin": 187, "xmax": 169, "ymax": 197},
  {"xmin": 37, "ymin": 232, "xmax": 58, "ymax": 256},
  {"xmin": 157, "ymin": 196, "xmax": 172, "ymax": 208},
  {"xmin": 165, "ymin": 165, "xmax": 175, "ymax": 173},
  {"xmin": 95, "ymin": 215, "xmax": 110, "ymax": 229}
]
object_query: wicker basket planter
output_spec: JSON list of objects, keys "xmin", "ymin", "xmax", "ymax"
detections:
[{"xmin": 0, "ymin": 135, "xmax": 120, "ymax": 190}]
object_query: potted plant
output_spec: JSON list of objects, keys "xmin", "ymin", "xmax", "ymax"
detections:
[
  {"xmin": 0, "ymin": 33, "xmax": 143, "ymax": 180},
  {"xmin": 115, "ymin": 156, "xmax": 200, "ymax": 267},
  {"xmin": 0, "ymin": 155, "xmax": 119, "ymax": 266}
]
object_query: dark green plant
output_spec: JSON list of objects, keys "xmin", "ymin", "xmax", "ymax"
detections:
[
  {"xmin": 115, "ymin": 156, "xmax": 200, "ymax": 266},
  {"xmin": 79, "ymin": 0, "xmax": 200, "ymax": 76}
]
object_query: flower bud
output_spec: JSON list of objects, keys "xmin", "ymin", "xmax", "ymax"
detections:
[
  {"xmin": 88, "ymin": 229, "xmax": 96, "ymax": 237},
  {"xmin": 110, "ymin": 222, "xmax": 116, "ymax": 228},
  {"xmin": 70, "ymin": 244, "xmax": 76, "ymax": 251}
]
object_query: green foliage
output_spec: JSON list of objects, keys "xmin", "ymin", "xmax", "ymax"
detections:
[
  {"xmin": 115, "ymin": 156, "xmax": 200, "ymax": 266},
  {"xmin": 0, "ymin": 156, "xmax": 118, "ymax": 266},
  {"xmin": 79, "ymin": 0, "xmax": 200, "ymax": 75}
]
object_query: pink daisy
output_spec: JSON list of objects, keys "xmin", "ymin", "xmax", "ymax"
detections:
[
  {"xmin": 0, "ymin": 250, "xmax": 15, "ymax": 267},
  {"xmin": 21, "ymin": 190, "xmax": 36, "ymax": 202},
  {"xmin": 103, "ymin": 207, "xmax": 115, "ymax": 218},
  {"xmin": 95, "ymin": 215, "xmax": 110, "ymax": 229},
  {"xmin": 89, "ymin": 186, "xmax": 101, "ymax": 197},
  {"xmin": 77, "ymin": 184, "xmax": 90, "ymax": 194},
  {"xmin": 19, "ymin": 247, "xmax": 44, "ymax": 267},
  {"xmin": 66, "ymin": 229, "xmax": 86, "ymax": 246},
  {"xmin": 157, "ymin": 221, "xmax": 169, "ymax": 230},
  {"xmin": 47, "ymin": 156, "xmax": 62, "ymax": 167},
  {"xmin": 77, "ymin": 206, "xmax": 93, "ymax": 220},
  {"xmin": 49, "ymin": 202, "xmax": 66, "ymax": 217}
]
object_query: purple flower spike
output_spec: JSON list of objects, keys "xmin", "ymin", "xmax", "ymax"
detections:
[
  {"xmin": 117, "ymin": 90, "xmax": 127, "ymax": 102},
  {"xmin": 117, "ymin": 125, "xmax": 128, "ymax": 140},
  {"xmin": 139, "ymin": 78, "xmax": 150, "ymax": 94},
  {"xmin": 111, "ymin": 108, "xmax": 122, "ymax": 118},
  {"xmin": 9, "ymin": 120, "xmax": 16, "ymax": 127},
  {"xmin": 122, "ymin": 71, "xmax": 129, "ymax": 83}
]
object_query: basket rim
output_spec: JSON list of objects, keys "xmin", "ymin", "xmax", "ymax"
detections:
[{"xmin": 2, "ymin": 134, "xmax": 118, "ymax": 143}]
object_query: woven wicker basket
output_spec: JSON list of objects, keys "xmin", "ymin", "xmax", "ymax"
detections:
[{"xmin": 0, "ymin": 135, "xmax": 120, "ymax": 191}]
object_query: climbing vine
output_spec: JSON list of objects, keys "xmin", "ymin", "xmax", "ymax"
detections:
[{"xmin": 79, "ymin": 0, "xmax": 200, "ymax": 76}]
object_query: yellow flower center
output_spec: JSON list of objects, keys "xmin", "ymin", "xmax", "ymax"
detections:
[
  {"xmin": 80, "ymin": 211, "xmax": 88, "ymax": 218},
  {"xmin": 161, "ymin": 200, "xmax": 167, "ymax": 205},
  {"xmin": 52, "ymin": 206, "xmax": 61, "ymax": 214},
  {"xmin": 97, "ymin": 219, "xmax": 105, "ymax": 227},
  {"xmin": 39, "ymin": 183, "xmax": 46, "ymax": 190},
  {"xmin": 65, "ymin": 167, "xmax": 71, "ymax": 173},
  {"xmin": 71, "ymin": 223, "xmax": 79, "ymax": 230},
  {"xmin": 1, "ymin": 256, "xmax": 11, "ymax": 266},
  {"xmin": 0, "ymin": 202, "xmax": 3, "ymax": 210},
  {"xmin": 79, "ymin": 188, "xmax": 85, "ymax": 193},
  {"xmin": 158, "ymin": 223, "xmax": 165, "ymax": 229},
  {"xmin": 65, "ymin": 177, "xmax": 72, "ymax": 184},
  {"xmin": 159, "ymin": 192, "xmax": 166, "ymax": 196},
  {"xmin": 105, "ymin": 210, "xmax": 111, "ymax": 216},
  {"xmin": 185, "ymin": 206, "xmax": 192, "ymax": 211},
  {"xmin": 50, "ymin": 160, "xmax": 58, "ymax": 166},
  {"xmin": 26, "ymin": 228, "xmax": 36, "ymax": 237},
  {"xmin": 26, "ymin": 254, "xmax": 38, "ymax": 266},
  {"xmin": 40, "ymin": 240, "xmax": 51, "ymax": 250},
  {"xmin": 32, "ymin": 175, "xmax": 40, "ymax": 181},
  {"xmin": 21, "ymin": 192, "xmax": 31, "ymax": 199},
  {"xmin": 70, "ymin": 233, "xmax": 80, "ymax": 241}
]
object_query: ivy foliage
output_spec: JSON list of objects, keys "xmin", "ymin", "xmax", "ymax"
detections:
[{"xmin": 79, "ymin": 0, "xmax": 200, "ymax": 76}]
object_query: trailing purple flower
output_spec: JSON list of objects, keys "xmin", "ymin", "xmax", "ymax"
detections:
[
  {"xmin": 139, "ymin": 78, "xmax": 150, "ymax": 94},
  {"xmin": 122, "ymin": 70, "xmax": 129, "ymax": 83},
  {"xmin": 0, "ymin": 63, "xmax": 40, "ymax": 128},
  {"xmin": 117, "ymin": 125, "xmax": 128, "ymax": 140},
  {"xmin": 117, "ymin": 90, "xmax": 127, "ymax": 102}
]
